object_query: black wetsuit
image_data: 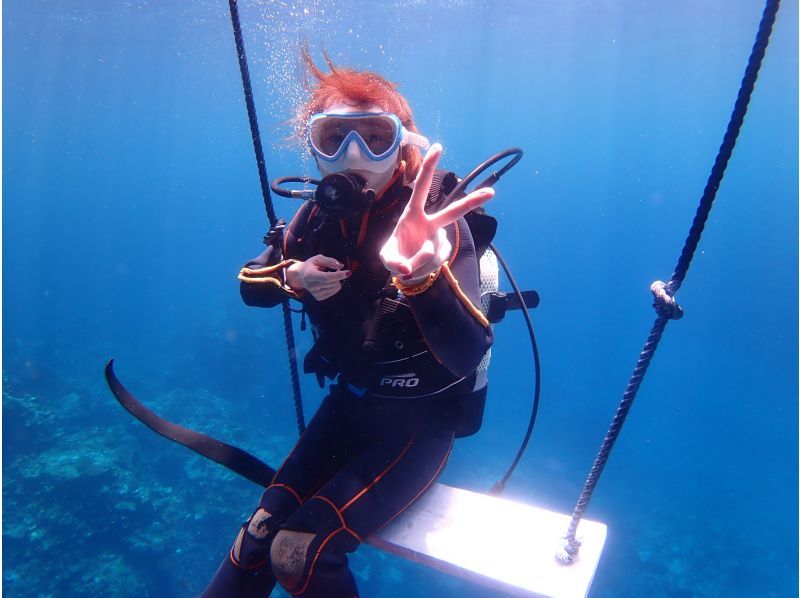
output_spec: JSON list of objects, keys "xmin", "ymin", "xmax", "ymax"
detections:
[{"xmin": 203, "ymin": 174, "xmax": 493, "ymax": 597}]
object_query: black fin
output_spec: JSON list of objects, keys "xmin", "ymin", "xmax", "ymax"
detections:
[{"xmin": 105, "ymin": 359, "xmax": 276, "ymax": 487}]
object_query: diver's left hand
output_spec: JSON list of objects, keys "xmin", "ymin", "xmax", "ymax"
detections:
[{"xmin": 380, "ymin": 143, "xmax": 495, "ymax": 284}]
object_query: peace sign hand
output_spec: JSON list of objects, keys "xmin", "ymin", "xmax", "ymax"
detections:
[{"xmin": 380, "ymin": 143, "xmax": 495, "ymax": 284}]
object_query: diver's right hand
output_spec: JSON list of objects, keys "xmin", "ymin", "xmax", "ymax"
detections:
[{"xmin": 285, "ymin": 254, "xmax": 351, "ymax": 301}]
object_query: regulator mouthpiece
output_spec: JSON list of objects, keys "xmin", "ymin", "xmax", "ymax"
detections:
[{"xmin": 315, "ymin": 172, "xmax": 376, "ymax": 218}]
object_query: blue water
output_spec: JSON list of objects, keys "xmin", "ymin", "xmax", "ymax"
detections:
[{"xmin": 3, "ymin": 1, "xmax": 797, "ymax": 596}]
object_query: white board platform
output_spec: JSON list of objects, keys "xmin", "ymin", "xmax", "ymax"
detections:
[{"xmin": 368, "ymin": 484, "xmax": 607, "ymax": 598}]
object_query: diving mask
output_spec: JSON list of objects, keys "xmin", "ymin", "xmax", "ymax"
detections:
[{"xmin": 307, "ymin": 112, "xmax": 430, "ymax": 174}]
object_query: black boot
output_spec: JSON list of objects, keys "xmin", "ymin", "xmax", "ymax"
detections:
[{"xmin": 201, "ymin": 510, "xmax": 277, "ymax": 598}]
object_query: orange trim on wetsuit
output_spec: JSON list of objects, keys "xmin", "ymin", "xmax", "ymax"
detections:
[
  {"xmin": 289, "ymin": 430, "xmax": 454, "ymax": 597},
  {"xmin": 440, "ymin": 261, "xmax": 490, "ymax": 327},
  {"xmin": 402, "ymin": 216, "xmax": 492, "ymax": 378},
  {"xmin": 340, "ymin": 438, "xmax": 415, "ymax": 512}
]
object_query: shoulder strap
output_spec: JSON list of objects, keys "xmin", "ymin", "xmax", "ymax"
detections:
[
  {"xmin": 426, "ymin": 170, "xmax": 459, "ymax": 211},
  {"xmin": 426, "ymin": 170, "xmax": 497, "ymax": 258}
]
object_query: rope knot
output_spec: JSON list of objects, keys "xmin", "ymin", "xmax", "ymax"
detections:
[
  {"xmin": 555, "ymin": 536, "xmax": 581, "ymax": 565},
  {"xmin": 651, "ymin": 281, "xmax": 683, "ymax": 320}
]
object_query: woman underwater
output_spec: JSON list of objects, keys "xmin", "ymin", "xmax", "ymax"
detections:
[{"xmin": 203, "ymin": 51, "xmax": 496, "ymax": 598}]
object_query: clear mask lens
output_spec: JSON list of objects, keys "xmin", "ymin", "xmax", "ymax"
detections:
[{"xmin": 309, "ymin": 113, "xmax": 402, "ymax": 160}]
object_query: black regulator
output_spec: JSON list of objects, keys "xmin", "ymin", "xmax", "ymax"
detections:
[{"xmin": 270, "ymin": 172, "xmax": 376, "ymax": 219}]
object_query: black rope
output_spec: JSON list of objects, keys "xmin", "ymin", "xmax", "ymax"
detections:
[
  {"xmin": 228, "ymin": 0, "xmax": 276, "ymax": 226},
  {"xmin": 227, "ymin": 0, "xmax": 305, "ymax": 433},
  {"xmin": 668, "ymin": 0, "xmax": 781, "ymax": 295},
  {"xmin": 282, "ymin": 300, "xmax": 306, "ymax": 433},
  {"xmin": 557, "ymin": 0, "xmax": 780, "ymax": 563}
]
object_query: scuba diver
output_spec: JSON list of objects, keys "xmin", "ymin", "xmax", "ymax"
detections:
[{"xmin": 202, "ymin": 50, "xmax": 496, "ymax": 597}]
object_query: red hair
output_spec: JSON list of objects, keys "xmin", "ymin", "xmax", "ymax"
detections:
[{"xmin": 296, "ymin": 47, "xmax": 423, "ymax": 179}]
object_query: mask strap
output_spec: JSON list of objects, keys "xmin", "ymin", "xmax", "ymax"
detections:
[{"xmin": 402, "ymin": 129, "xmax": 430, "ymax": 151}]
